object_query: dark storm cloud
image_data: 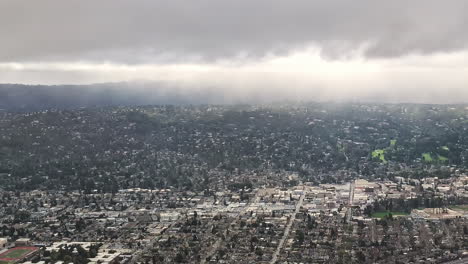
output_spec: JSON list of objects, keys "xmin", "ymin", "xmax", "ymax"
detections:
[{"xmin": 0, "ymin": 0, "xmax": 467, "ymax": 63}]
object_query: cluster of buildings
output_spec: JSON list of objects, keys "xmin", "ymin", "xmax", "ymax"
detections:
[{"xmin": 0, "ymin": 173, "xmax": 467, "ymax": 263}]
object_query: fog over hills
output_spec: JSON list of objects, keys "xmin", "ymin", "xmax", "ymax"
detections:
[
  {"xmin": 2, "ymin": 81, "xmax": 468, "ymax": 111},
  {"xmin": 0, "ymin": 83, "xmax": 202, "ymax": 110},
  {"xmin": 0, "ymin": 82, "xmax": 285, "ymax": 110},
  {"xmin": 5, "ymin": 80, "xmax": 468, "ymax": 112}
]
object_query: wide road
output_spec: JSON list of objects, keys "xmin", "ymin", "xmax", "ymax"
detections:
[
  {"xmin": 346, "ymin": 181, "xmax": 355, "ymax": 223},
  {"xmin": 349, "ymin": 181, "xmax": 355, "ymax": 206},
  {"xmin": 270, "ymin": 192, "xmax": 305, "ymax": 264}
]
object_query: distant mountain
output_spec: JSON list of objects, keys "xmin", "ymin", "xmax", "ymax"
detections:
[{"xmin": 0, "ymin": 82, "xmax": 232, "ymax": 111}]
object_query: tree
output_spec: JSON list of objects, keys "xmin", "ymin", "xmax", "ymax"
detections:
[
  {"xmin": 174, "ymin": 252, "xmax": 185, "ymax": 263},
  {"xmin": 255, "ymin": 247, "xmax": 263, "ymax": 256},
  {"xmin": 295, "ymin": 230, "xmax": 305, "ymax": 245}
]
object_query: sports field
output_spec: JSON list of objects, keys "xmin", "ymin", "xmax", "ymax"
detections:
[
  {"xmin": 0, "ymin": 247, "xmax": 38, "ymax": 263},
  {"xmin": 371, "ymin": 211, "xmax": 409, "ymax": 219}
]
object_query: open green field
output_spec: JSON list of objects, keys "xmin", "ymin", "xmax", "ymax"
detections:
[
  {"xmin": 422, "ymin": 153, "xmax": 448, "ymax": 162},
  {"xmin": 1, "ymin": 249, "xmax": 31, "ymax": 259},
  {"xmin": 372, "ymin": 149, "xmax": 387, "ymax": 163},
  {"xmin": 422, "ymin": 153, "xmax": 433, "ymax": 162},
  {"xmin": 449, "ymin": 205, "xmax": 468, "ymax": 211},
  {"xmin": 371, "ymin": 211, "xmax": 409, "ymax": 219},
  {"xmin": 437, "ymin": 155, "xmax": 448, "ymax": 162}
]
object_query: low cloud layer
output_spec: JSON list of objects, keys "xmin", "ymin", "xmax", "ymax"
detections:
[
  {"xmin": 1, "ymin": 0, "xmax": 467, "ymax": 62},
  {"xmin": 0, "ymin": 1, "xmax": 467, "ymax": 103}
]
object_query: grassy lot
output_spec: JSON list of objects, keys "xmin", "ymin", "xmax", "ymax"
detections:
[
  {"xmin": 422, "ymin": 153, "xmax": 448, "ymax": 163},
  {"xmin": 371, "ymin": 211, "xmax": 409, "ymax": 219},
  {"xmin": 372, "ymin": 149, "xmax": 387, "ymax": 163},
  {"xmin": 438, "ymin": 155, "xmax": 448, "ymax": 162},
  {"xmin": 422, "ymin": 153, "xmax": 433, "ymax": 162},
  {"xmin": 0, "ymin": 261, "xmax": 10, "ymax": 264}
]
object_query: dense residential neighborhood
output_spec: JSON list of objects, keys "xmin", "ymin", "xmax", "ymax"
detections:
[
  {"xmin": 1, "ymin": 175, "xmax": 467, "ymax": 263},
  {"xmin": 1, "ymin": 104, "xmax": 468, "ymax": 263}
]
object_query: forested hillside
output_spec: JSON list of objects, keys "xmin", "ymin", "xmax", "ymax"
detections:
[{"xmin": 0, "ymin": 103, "xmax": 467, "ymax": 192}]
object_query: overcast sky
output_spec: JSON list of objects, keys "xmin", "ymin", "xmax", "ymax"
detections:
[{"xmin": 1, "ymin": 0, "xmax": 468, "ymax": 102}]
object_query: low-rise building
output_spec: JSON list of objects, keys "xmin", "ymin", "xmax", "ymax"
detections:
[{"xmin": 0, "ymin": 238, "xmax": 7, "ymax": 249}]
